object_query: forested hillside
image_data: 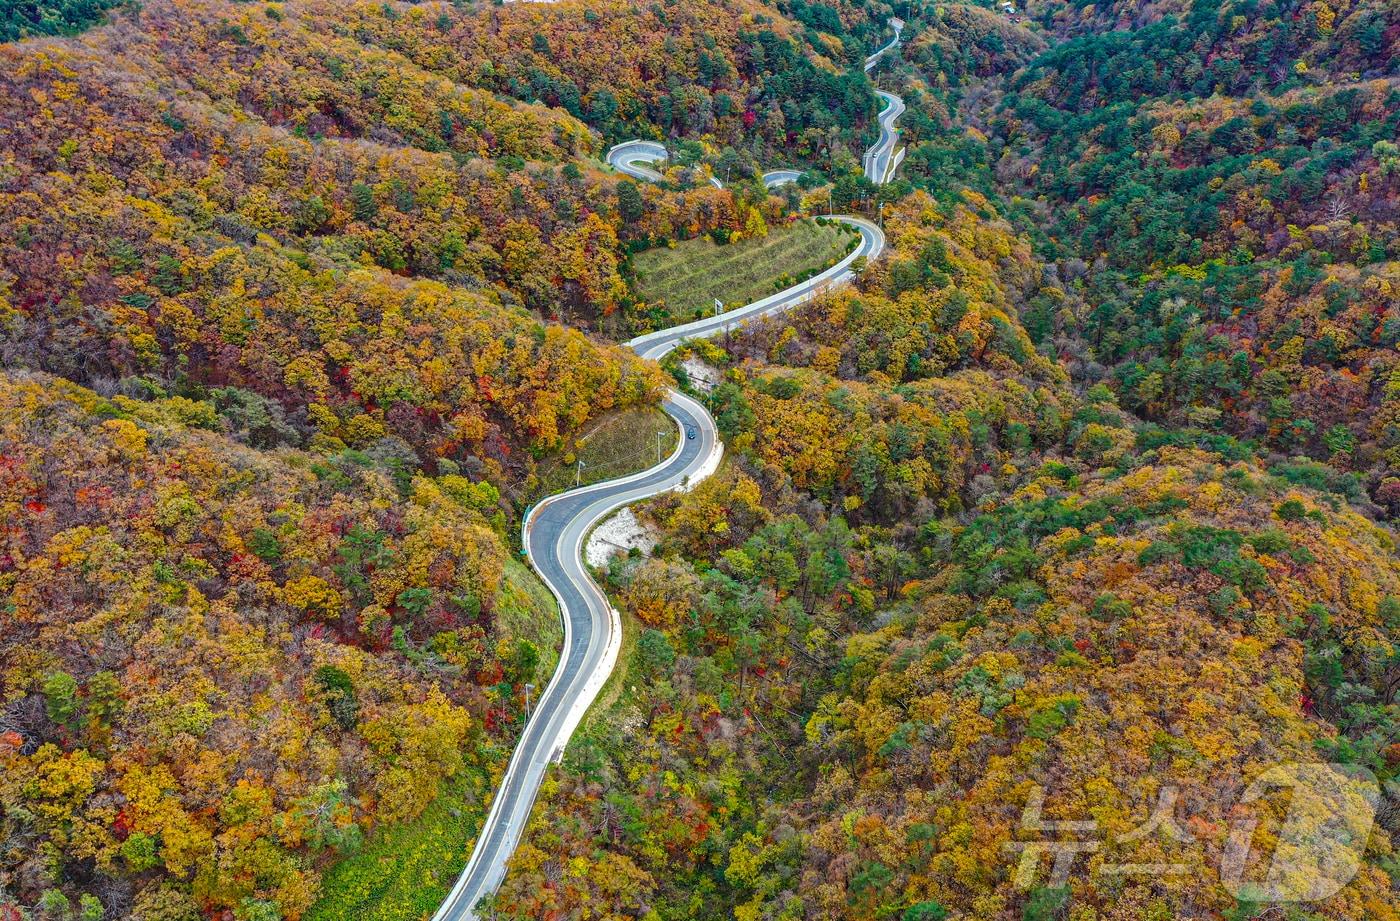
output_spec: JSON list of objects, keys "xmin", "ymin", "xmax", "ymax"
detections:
[
  {"xmin": 489, "ymin": 171, "xmax": 1400, "ymax": 921},
  {"xmin": 0, "ymin": 0, "xmax": 130, "ymax": 41},
  {"xmin": 977, "ymin": 0, "xmax": 1400, "ymax": 513},
  {"xmin": 483, "ymin": 1, "xmax": 1400, "ymax": 919},
  {"xmin": 332, "ymin": 0, "xmax": 878, "ymax": 161},
  {"xmin": 496, "ymin": 429, "xmax": 1400, "ymax": 918},
  {"xmin": 4, "ymin": 0, "xmax": 1400, "ymax": 919},
  {"xmin": 0, "ymin": 0, "xmax": 903, "ymax": 915},
  {"xmin": 0, "ymin": 0, "xmax": 670, "ymax": 487},
  {"xmin": 0, "ymin": 370, "xmax": 556, "ymax": 919}
]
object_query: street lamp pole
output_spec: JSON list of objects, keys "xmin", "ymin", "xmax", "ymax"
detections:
[{"xmin": 524, "ymin": 682, "xmax": 535, "ymax": 721}]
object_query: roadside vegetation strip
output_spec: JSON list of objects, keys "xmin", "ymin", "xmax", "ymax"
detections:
[
  {"xmin": 309, "ymin": 768, "xmax": 492, "ymax": 921},
  {"xmin": 304, "ymin": 555, "xmax": 555, "ymax": 921},
  {"xmin": 531, "ymin": 405, "xmax": 680, "ymax": 500},
  {"xmin": 630, "ymin": 219, "xmax": 857, "ymax": 321},
  {"xmin": 492, "ymin": 556, "xmax": 564, "ymax": 680}
]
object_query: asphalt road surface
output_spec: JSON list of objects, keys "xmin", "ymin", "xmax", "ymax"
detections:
[
  {"xmin": 864, "ymin": 19, "xmax": 903, "ymax": 72},
  {"xmin": 862, "ymin": 90, "xmax": 907, "ymax": 184},
  {"xmin": 862, "ymin": 20, "xmax": 904, "ymax": 184},
  {"xmin": 434, "ymin": 21, "xmax": 903, "ymax": 921},
  {"xmin": 606, "ymin": 139, "xmax": 668, "ymax": 182},
  {"xmin": 608, "ymin": 140, "xmax": 787, "ymax": 190},
  {"xmin": 761, "ymin": 168, "xmax": 803, "ymax": 188}
]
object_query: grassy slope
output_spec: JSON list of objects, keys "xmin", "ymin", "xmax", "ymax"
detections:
[
  {"xmin": 310, "ymin": 558, "xmax": 559, "ymax": 919},
  {"xmin": 493, "ymin": 555, "xmax": 564, "ymax": 679},
  {"xmin": 631, "ymin": 220, "xmax": 855, "ymax": 321},
  {"xmin": 532, "ymin": 405, "xmax": 680, "ymax": 500},
  {"xmin": 306, "ymin": 768, "xmax": 493, "ymax": 921}
]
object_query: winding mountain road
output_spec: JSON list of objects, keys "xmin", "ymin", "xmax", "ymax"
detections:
[
  {"xmin": 761, "ymin": 168, "xmax": 803, "ymax": 189},
  {"xmin": 864, "ymin": 17, "xmax": 903, "ymax": 72},
  {"xmin": 606, "ymin": 139, "xmax": 669, "ymax": 183},
  {"xmin": 862, "ymin": 20, "xmax": 904, "ymax": 183},
  {"xmin": 433, "ymin": 22, "xmax": 905, "ymax": 921},
  {"xmin": 606, "ymin": 141, "xmax": 801, "ymax": 190},
  {"xmin": 863, "ymin": 90, "xmax": 906, "ymax": 184}
]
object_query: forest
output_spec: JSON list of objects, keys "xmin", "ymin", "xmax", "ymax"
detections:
[
  {"xmin": 0, "ymin": 0, "xmax": 130, "ymax": 41},
  {"xmin": 483, "ymin": 1, "xmax": 1400, "ymax": 919},
  {"xmin": 902, "ymin": 0, "xmax": 1400, "ymax": 513},
  {"xmin": 1, "ymin": 0, "xmax": 1398, "ymax": 919}
]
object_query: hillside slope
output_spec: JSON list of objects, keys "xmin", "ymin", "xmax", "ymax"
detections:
[
  {"xmin": 0, "ymin": 369, "xmax": 563, "ymax": 919},
  {"xmin": 485, "ymin": 145, "xmax": 1400, "ymax": 921}
]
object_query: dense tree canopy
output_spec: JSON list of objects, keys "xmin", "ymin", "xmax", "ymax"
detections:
[
  {"xmin": 0, "ymin": 0, "xmax": 130, "ymax": 41},
  {"xmin": 0, "ymin": 370, "xmax": 555, "ymax": 919},
  {"xmin": 967, "ymin": 0, "xmax": 1400, "ymax": 511},
  {"xmin": 5, "ymin": 0, "xmax": 1400, "ymax": 918}
]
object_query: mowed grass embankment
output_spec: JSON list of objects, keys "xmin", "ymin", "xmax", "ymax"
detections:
[
  {"xmin": 630, "ymin": 219, "xmax": 856, "ymax": 321},
  {"xmin": 494, "ymin": 555, "xmax": 563, "ymax": 678}
]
